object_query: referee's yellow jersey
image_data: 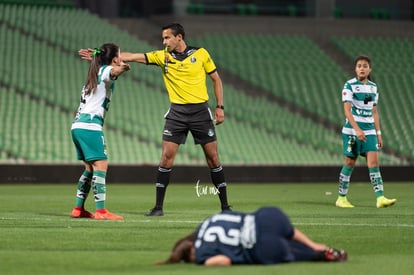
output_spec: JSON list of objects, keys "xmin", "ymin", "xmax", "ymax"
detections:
[{"xmin": 145, "ymin": 46, "xmax": 217, "ymax": 104}]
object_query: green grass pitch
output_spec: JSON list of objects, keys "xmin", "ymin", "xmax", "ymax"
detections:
[{"xmin": 0, "ymin": 182, "xmax": 413, "ymax": 275}]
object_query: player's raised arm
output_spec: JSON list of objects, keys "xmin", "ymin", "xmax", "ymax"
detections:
[
  {"xmin": 120, "ymin": 52, "xmax": 146, "ymax": 64},
  {"xmin": 78, "ymin": 49, "xmax": 146, "ymax": 64}
]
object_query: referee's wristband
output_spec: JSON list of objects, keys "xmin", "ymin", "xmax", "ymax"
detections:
[
  {"xmin": 216, "ymin": 105, "xmax": 224, "ymax": 110},
  {"xmin": 376, "ymin": 130, "xmax": 382, "ymax": 135}
]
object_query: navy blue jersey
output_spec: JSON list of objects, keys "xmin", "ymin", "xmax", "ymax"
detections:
[
  {"xmin": 194, "ymin": 211, "xmax": 256, "ymax": 264},
  {"xmin": 194, "ymin": 207, "xmax": 296, "ymax": 265}
]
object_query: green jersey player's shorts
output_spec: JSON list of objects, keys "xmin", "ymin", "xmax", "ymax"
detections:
[
  {"xmin": 163, "ymin": 102, "xmax": 217, "ymax": 145},
  {"xmin": 342, "ymin": 134, "xmax": 379, "ymax": 158},
  {"xmin": 71, "ymin": 128, "xmax": 107, "ymax": 162}
]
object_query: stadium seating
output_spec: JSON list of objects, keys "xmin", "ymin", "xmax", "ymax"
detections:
[
  {"xmin": 189, "ymin": 33, "xmax": 413, "ymax": 163},
  {"xmin": 190, "ymin": 34, "xmax": 346, "ymax": 122},
  {"xmin": 0, "ymin": 4, "xmax": 410, "ymax": 165}
]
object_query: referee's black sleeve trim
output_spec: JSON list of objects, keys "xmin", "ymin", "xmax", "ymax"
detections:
[
  {"xmin": 144, "ymin": 53, "xmax": 151, "ymax": 65},
  {"xmin": 207, "ymin": 68, "xmax": 217, "ymax": 75}
]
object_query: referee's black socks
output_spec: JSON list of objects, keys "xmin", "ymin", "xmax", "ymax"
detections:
[
  {"xmin": 210, "ymin": 166, "xmax": 230, "ymax": 210},
  {"xmin": 154, "ymin": 166, "xmax": 172, "ymax": 209}
]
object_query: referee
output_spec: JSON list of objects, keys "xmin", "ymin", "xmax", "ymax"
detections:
[{"xmin": 82, "ymin": 23, "xmax": 231, "ymax": 216}]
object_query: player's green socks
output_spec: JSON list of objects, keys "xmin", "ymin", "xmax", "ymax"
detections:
[
  {"xmin": 75, "ymin": 170, "xmax": 92, "ymax": 207},
  {"xmin": 369, "ymin": 167, "xmax": 384, "ymax": 197},
  {"xmin": 92, "ymin": 170, "xmax": 107, "ymax": 210},
  {"xmin": 338, "ymin": 165, "xmax": 353, "ymax": 197}
]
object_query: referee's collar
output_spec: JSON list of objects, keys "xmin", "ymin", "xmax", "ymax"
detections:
[{"xmin": 171, "ymin": 46, "xmax": 199, "ymax": 61}]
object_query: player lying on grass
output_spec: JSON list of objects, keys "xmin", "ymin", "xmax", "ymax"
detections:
[{"xmin": 158, "ymin": 206, "xmax": 347, "ymax": 265}]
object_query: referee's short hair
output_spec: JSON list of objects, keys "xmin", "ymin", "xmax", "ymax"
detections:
[{"xmin": 163, "ymin": 23, "xmax": 185, "ymax": 40}]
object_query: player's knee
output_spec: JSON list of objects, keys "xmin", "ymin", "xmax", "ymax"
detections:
[
  {"xmin": 160, "ymin": 154, "xmax": 175, "ymax": 167},
  {"xmin": 206, "ymin": 157, "xmax": 221, "ymax": 168},
  {"xmin": 344, "ymin": 157, "xmax": 356, "ymax": 167},
  {"xmin": 91, "ymin": 160, "xmax": 108, "ymax": 171}
]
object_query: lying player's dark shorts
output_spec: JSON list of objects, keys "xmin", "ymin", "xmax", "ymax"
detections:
[
  {"xmin": 253, "ymin": 207, "xmax": 295, "ymax": 264},
  {"xmin": 163, "ymin": 102, "xmax": 216, "ymax": 145}
]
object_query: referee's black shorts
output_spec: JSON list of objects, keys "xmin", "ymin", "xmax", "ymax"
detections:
[{"xmin": 162, "ymin": 102, "xmax": 217, "ymax": 145}]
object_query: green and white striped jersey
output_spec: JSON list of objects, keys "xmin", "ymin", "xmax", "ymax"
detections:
[
  {"xmin": 72, "ymin": 65, "xmax": 115, "ymax": 131},
  {"xmin": 341, "ymin": 77, "xmax": 378, "ymax": 136}
]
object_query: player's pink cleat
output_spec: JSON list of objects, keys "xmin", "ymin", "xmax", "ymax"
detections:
[
  {"xmin": 71, "ymin": 207, "xmax": 94, "ymax": 219},
  {"xmin": 94, "ymin": 209, "xmax": 124, "ymax": 220},
  {"xmin": 324, "ymin": 248, "xmax": 348, "ymax": 262}
]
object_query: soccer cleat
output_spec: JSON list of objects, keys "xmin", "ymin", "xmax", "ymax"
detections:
[
  {"xmin": 335, "ymin": 196, "xmax": 355, "ymax": 208},
  {"xmin": 324, "ymin": 248, "xmax": 348, "ymax": 262},
  {"xmin": 94, "ymin": 210, "xmax": 124, "ymax": 220},
  {"xmin": 221, "ymin": 205, "xmax": 232, "ymax": 212},
  {"xmin": 145, "ymin": 207, "xmax": 164, "ymax": 216},
  {"xmin": 71, "ymin": 207, "xmax": 94, "ymax": 219},
  {"xmin": 376, "ymin": 196, "xmax": 397, "ymax": 208}
]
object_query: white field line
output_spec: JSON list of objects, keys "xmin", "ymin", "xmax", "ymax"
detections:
[{"xmin": 1, "ymin": 217, "xmax": 414, "ymax": 228}]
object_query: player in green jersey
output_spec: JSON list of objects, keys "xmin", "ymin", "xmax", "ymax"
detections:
[
  {"xmin": 336, "ymin": 55, "xmax": 396, "ymax": 209},
  {"xmin": 71, "ymin": 43, "xmax": 130, "ymax": 220}
]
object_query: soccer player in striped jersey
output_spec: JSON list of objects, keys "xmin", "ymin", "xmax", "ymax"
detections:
[
  {"xmin": 71, "ymin": 43, "xmax": 130, "ymax": 220},
  {"xmin": 336, "ymin": 55, "xmax": 396, "ymax": 208},
  {"xmin": 158, "ymin": 207, "xmax": 347, "ymax": 265},
  {"xmin": 79, "ymin": 23, "xmax": 231, "ymax": 216}
]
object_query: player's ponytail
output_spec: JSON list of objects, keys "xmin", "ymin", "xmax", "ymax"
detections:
[{"xmin": 84, "ymin": 43, "xmax": 119, "ymax": 95}]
